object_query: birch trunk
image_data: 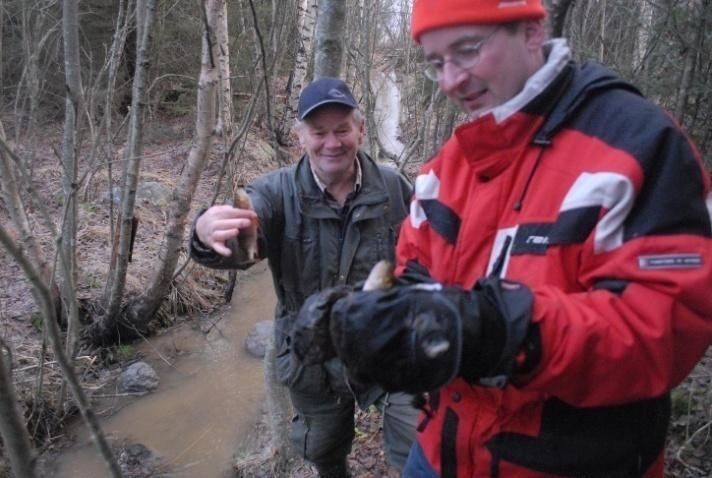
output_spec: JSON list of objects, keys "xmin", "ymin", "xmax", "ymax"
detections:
[
  {"xmin": 314, "ymin": 0, "xmax": 346, "ymax": 78},
  {"xmin": 675, "ymin": 0, "xmax": 705, "ymax": 120},
  {"xmin": 117, "ymin": 0, "xmax": 222, "ymax": 338},
  {"xmin": 216, "ymin": 0, "xmax": 233, "ymax": 137},
  {"xmin": 279, "ymin": 0, "xmax": 316, "ymax": 135},
  {"xmin": 634, "ymin": 0, "xmax": 655, "ymax": 74}
]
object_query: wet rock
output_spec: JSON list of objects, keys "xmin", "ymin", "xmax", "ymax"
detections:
[
  {"xmin": 245, "ymin": 320, "xmax": 273, "ymax": 358},
  {"xmin": 120, "ymin": 361, "xmax": 159, "ymax": 394},
  {"xmin": 102, "ymin": 181, "xmax": 173, "ymax": 208},
  {"xmin": 245, "ymin": 138, "xmax": 275, "ymax": 166},
  {"xmin": 136, "ymin": 181, "xmax": 172, "ymax": 208},
  {"xmin": 118, "ymin": 443, "xmax": 160, "ymax": 477},
  {"xmin": 103, "ymin": 185, "xmax": 122, "ymax": 205}
]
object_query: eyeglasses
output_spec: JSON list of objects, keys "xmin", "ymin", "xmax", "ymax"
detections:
[{"xmin": 423, "ymin": 27, "xmax": 500, "ymax": 81}]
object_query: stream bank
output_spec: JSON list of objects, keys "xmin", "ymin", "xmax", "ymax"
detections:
[{"xmin": 47, "ymin": 263, "xmax": 275, "ymax": 477}]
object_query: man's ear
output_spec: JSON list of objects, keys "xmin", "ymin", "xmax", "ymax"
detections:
[{"xmin": 523, "ymin": 19, "xmax": 546, "ymax": 52}]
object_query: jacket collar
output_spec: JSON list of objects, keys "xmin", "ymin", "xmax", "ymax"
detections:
[
  {"xmin": 296, "ymin": 151, "xmax": 389, "ymax": 218},
  {"xmin": 310, "ymin": 153, "xmax": 363, "ymax": 194},
  {"xmin": 485, "ymin": 39, "xmax": 571, "ymax": 124}
]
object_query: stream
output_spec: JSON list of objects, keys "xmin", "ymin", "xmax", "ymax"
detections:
[
  {"xmin": 374, "ymin": 71, "xmax": 406, "ymax": 159},
  {"xmin": 52, "ymin": 262, "xmax": 275, "ymax": 477},
  {"xmin": 50, "ymin": 73, "xmax": 406, "ymax": 477}
]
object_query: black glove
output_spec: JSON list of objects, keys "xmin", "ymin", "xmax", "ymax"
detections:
[
  {"xmin": 327, "ymin": 277, "xmax": 535, "ymax": 393},
  {"xmin": 291, "ymin": 260, "xmax": 432, "ymax": 365},
  {"xmin": 292, "ymin": 285, "xmax": 351, "ymax": 365}
]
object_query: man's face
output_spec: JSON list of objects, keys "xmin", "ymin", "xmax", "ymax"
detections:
[
  {"xmin": 420, "ymin": 22, "xmax": 543, "ymax": 117},
  {"xmin": 298, "ymin": 105, "xmax": 365, "ymax": 182}
]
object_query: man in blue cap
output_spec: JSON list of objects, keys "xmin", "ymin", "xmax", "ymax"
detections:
[{"xmin": 190, "ymin": 77, "xmax": 417, "ymax": 477}]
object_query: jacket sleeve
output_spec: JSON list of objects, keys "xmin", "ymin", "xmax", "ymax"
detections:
[
  {"xmin": 525, "ymin": 107, "xmax": 712, "ymax": 407},
  {"xmin": 189, "ymin": 171, "xmax": 285, "ymax": 270},
  {"xmin": 394, "ymin": 165, "xmax": 434, "ymax": 277}
]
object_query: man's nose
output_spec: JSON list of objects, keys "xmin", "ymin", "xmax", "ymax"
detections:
[
  {"xmin": 439, "ymin": 62, "xmax": 468, "ymax": 95},
  {"xmin": 324, "ymin": 132, "xmax": 341, "ymax": 147}
]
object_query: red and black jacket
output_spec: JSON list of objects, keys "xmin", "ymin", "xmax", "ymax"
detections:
[{"xmin": 397, "ymin": 56, "xmax": 712, "ymax": 477}]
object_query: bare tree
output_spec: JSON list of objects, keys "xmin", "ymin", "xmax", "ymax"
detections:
[
  {"xmin": 550, "ymin": 0, "xmax": 576, "ymax": 37},
  {"xmin": 353, "ymin": 0, "xmax": 378, "ymax": 158},
  {"xmin": 59, "ymin": 0, "xmax": 83, "ymax": 387},
  {"xmin": 111, "ymin": 0, "xmax": 225, "ymax": 339},
  {"xmin": 246, "ymin": 0, "xmax": 285, "ymax": 161},
  {"xmin": 101, "ymin": 0, "xmax": 134, "ymax": 243},
  {"xmin": 216, "ymin": 0, "xmax": 233, "ymax": 137},
  {"xmin": 12, "ymin": 0, "xmax": 59, "ymax": 147},
  {"xmin": 314, "ymin": 0, "xmax": 346, "ymax": 77},
  {"xmin": 102, "ymin": 0, "xmax": 157, "ymax": 326},
  {"xmin": 675, "ymin": 0, "xmax": 707, "ymax": 119},
  {"xmin": 634, "ymin": 0, "xmax": 655, "ymax": 74},
  {"xmin": 278, "ymin": 0, "xmax": 317, "ymax": 136}
]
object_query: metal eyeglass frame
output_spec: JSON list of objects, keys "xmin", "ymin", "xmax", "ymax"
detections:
[{"xmin": 423, "ymin": 26, "xmax": 501, "ymax": 81}]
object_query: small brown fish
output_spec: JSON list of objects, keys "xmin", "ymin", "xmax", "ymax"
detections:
[
  {"xmin": 234, "ymin": 187, "xmax": 259, "ymax": 265},
  {"xmin": 364, "ymin": 260, "xmax": 451, "ymax": 359},
  {"xmin": 363, "ymin": 260, "xmax": 395, "ymax": 291}
]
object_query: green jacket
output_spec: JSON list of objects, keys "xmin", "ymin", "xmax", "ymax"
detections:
[{"xmin": 191, "ymin": 151, "xmax": 412, "ymax": 353}]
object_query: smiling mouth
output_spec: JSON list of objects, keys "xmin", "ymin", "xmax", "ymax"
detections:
[{"xmin": 463, "ymin": 89, "xmax": 487, "ymax": 103}]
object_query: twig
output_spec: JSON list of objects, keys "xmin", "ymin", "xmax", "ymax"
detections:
[
  {"xmin": 169, "ymin": 426, "xmax": 212, "ymax": 464},
  {"xmin": 202, "ymin": 315, "xmax": 225, "ymax": 338},
  {"xmin": 247, "ymin": 0, "xmax": 280, "ymax": 162},
  {"xmin": 675, "ymin": 393, "xmax": 712, "ymax": 476},
  {"xmin": 90, "ymin": 392, "xmax": 149, "ymax": 398},
  {"xmin": 124, "ymin": 322, "xmax": 176, "ymax": 369},
  {"xmin": 0, "ymin": 225, "xmax": 123, "ymax": 477}
]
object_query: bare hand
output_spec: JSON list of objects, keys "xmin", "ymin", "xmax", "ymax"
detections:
[{"xmin": 195, "ymin": 205, "xmax": 258, "ymax": 257}]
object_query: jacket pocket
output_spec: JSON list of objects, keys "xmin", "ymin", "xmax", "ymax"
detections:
[
  {"xmin": 275, "ymin": 336, "xmax": 324, "ymax": 393},
  {"xmin": 281, "ymin": 233, "xmax": 319, "ymax": 296},
  {"xmin": 275, "ymin": 336, "xmax": 302, "ymax": 386}
]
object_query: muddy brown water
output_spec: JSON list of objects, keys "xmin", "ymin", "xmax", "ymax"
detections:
[{"xmin": 51, "ymin": 263, "xmax": 275, "ymax": 477}]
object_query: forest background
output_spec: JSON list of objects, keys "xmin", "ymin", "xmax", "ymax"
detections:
[{"xmin": 0, "ymin": 0, "xmax": 710, "ymax": 477}]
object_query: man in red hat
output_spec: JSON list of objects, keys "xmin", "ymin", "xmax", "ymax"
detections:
[{"xmin": 293, "ymin": 1, "xmax": 712, "ymax": 476}]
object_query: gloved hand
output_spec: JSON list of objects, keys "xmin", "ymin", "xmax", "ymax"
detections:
[
  {"xmin": 292, "ymin": 285, "xmax": 352, "ymax": 365},
  {"xmin": 293, "ymin": 276, "xmax": 535, "ymax": 394}
]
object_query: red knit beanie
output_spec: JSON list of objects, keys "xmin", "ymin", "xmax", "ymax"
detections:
[{"xmin": 411, "ymin": 0, "xmax": 547, "ymax": 42}]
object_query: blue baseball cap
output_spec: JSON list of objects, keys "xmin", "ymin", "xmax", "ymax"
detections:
[{"xmin": 297, "ymin": 77, "xmax": 359, "ymax": 120}]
